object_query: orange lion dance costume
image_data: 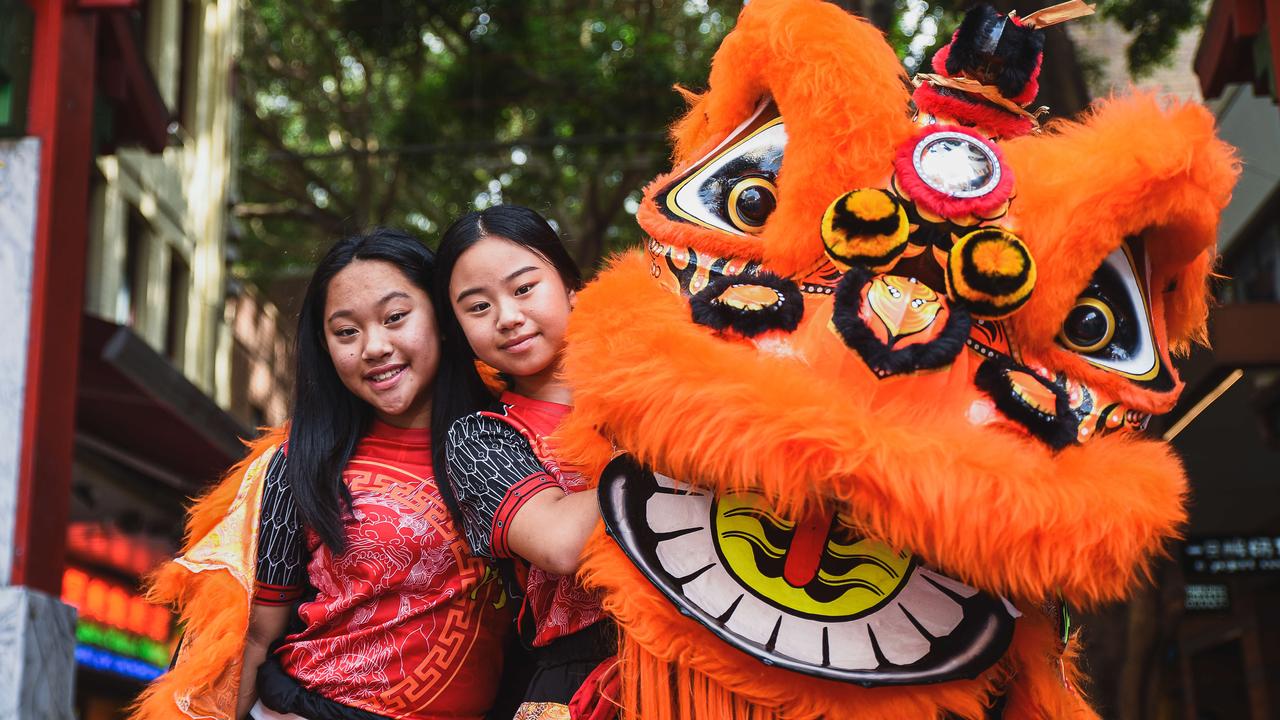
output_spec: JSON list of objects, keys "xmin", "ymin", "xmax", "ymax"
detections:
[{"xmin": 556, "ymin": 1, "xmax": 1238, "ymax": 718}]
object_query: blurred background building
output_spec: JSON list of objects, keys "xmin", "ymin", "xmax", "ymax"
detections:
[
  {"xmin": 1, "ymin": 0, "xmax": 289, "ymax": 717},
  {"xmin": 1069, "ymin": 3, "xmax": 1280, "ymax": 719}
]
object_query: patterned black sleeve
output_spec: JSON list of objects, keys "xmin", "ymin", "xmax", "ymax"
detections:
[
  {"xmin": 254, "ymin": 448, "xmax": 306, "ymax": 605},
  {"xmin": 445, "ymin": 414, "xmax": 558, "ymax": 559}
]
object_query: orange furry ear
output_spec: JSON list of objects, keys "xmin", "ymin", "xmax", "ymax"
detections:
[
  {"xmin": 1163, "ymin": 250, "xmax": 1216, "ymax": 356},
  {"xmin": 670, "ymin": 84, "xmax": 712, "ymax": 165}
]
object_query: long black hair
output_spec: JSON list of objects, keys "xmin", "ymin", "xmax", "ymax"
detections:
[
  {"xmin": 430, "ymin": 205, "xmax": 583, "ymax": 492},
  {"xmin": 287, "ymin": 227, "xmax": 436, "ymax": 552}
]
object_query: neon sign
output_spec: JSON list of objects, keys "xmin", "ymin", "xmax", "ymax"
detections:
[
  {"xmin": 74, "ymin": 645, "xmax": 163, "ymax": 683},
  {"xmin": 62, "ymin": 566, "xmax": 175, "ymax": 681},
  {"xmin": 62, "ymin": 567, "xmax": 172, "ymax": 642}
]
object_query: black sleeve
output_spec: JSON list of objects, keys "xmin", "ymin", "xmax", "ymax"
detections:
[
  {"xmin": 254, "ymin": 448, "xmax": 306, "ymax": 605},
  {"xmin": 445, "ymin": 414, "xmax": 559, "ymax": 559}
]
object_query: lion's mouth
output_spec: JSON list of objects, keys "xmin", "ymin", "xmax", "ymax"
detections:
[{"xmin": 599, "ymin": 455, "xmax": 1018, "ymax": 686}]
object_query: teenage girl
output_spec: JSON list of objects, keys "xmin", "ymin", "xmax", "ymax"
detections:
[
  {"xmin": 135, "ymin": 229, "xmax": 509, "ymax": 720},
  {"xmin": 431, "ymin": 206, "xmax": 615, "ymax": 720}
]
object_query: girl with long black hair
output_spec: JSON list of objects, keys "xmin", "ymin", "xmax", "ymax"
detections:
[
  {"xmin": 134, "ymin": 228, "xmax": 509, "ymax": 720},
  {"xmin": 432, "ymin": 206, "xmax": 617, "ymax": 720}
]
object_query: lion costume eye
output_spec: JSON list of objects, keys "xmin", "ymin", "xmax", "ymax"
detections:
[
  {"xmin": 1058, "ymin": 240, "xmax": 1172, "ymax": 391},
  {"xmin": 726, "ymin": 177, "xmax": 779, "ymax": 234},
  {"xmin": 1059, "ymin": 298, "xmax": 1115, "ymax": 353},
  {"xmin": 657, "ymin": 100, "xmax": 787, "ymax": 236}
]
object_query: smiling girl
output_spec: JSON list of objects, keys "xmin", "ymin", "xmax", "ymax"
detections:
[
  {"xmin": 431, "ymin": 206, "xmax": 615, "ymax": 720},
  {"xmin": 134, "ymin": 229, "xmax": 508, "ymax": 720}
]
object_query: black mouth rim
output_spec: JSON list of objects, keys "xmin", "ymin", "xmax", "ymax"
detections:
[{"xmin": 598, "ymin": 454, "xmax": 1017, "ymax": 687}]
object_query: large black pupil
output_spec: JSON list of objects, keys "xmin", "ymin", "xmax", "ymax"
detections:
[
  {"xmin": 735, "ymin": 185, "xmax": 776, "ymax": 226},
  {"xmin": 1065, "ymin": 304, "xmax": 1109, "ymax": 347}
]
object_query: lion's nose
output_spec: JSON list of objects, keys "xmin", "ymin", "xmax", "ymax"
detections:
[{"xmin": 819, "ymin": 185, "xmax": 1037, "ymax": 378}]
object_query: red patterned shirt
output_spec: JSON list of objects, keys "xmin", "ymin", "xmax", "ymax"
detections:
[
  {"xmin": 255, "ymin": 421, "xmax": 509, "ymax": 720},
  {"xmin": 445, "ymin": 392, "xmax": 605, "ymax": 647}
]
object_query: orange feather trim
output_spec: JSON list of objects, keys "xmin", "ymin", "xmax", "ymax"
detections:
[{"xmin": 130, "ymin": 428, "xmax": 286, "ymax": 720}]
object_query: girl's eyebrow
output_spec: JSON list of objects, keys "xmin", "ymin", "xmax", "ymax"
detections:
[
  {"xmin": 454, "ymin": 266, "xmax": 539, "ymax": 303},
  {"xmin": 327, "ymin": 290, "xmax": 411, "ymax": 322}
]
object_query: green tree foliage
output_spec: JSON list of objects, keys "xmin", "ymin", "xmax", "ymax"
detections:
[
  {"xmin": 235, "ymin": 0, "xmax": 737, "ymax": 281},
  {"xmin": 235, "ymin": 0, "xmax": 1201, "ymax": 282}
]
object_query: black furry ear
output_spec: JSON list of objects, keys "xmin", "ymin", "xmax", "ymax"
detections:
[
  {"xmin": 944, "ymin": 4, "xmax": 1045, "ymax": 100},
  {"xmin": 973, "ymin": 357, "xmax": 1077, "ymax": 450},
  {"xmin": 690, "ymin": 272, "xmax": 804, "ymax": 337}
]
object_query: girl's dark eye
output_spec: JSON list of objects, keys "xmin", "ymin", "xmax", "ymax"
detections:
[
  {"xmin": 387, "ymin": 311, "xmax": 407, "ymax": 324},
  {"xmin": 515, "ymin": 284, "xmax": 533, "ymax": 296},
  {"xmin": 335, "ymin": 327, "xmax": 357, "ymax": 338},
  {"xmin": 470, "ymin": 302, "xmax": 490, "ymax": 313}
]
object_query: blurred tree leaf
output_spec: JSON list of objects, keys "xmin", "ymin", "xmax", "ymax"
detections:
[
  {"xmin": 234, "ymin": 0, "xmax": 1200, "ymax": 284},
  {"xmin": 234, "ymin": 0, "xmax": 737, "ymax": 282}
]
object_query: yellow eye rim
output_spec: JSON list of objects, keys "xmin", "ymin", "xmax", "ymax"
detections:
[
  {"xmin": 1059, "ymin": 297, "xmax": 1116, "ymax": 354},
  {"xmin": 726, "ymin": 177, "xmax": 778, "ymax": 234}
]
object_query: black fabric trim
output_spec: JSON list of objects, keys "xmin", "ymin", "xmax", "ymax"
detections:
[
  {"xmin": 689, "ymin": 271, "xmax": 804, "ymax": 337},
  {"xmin": 257, "ymin": 652, "xmax": 391, "ymax": 720},
  {"xmin": 832, "ymin": 267, "xmax": 971, "ymax": 377},
  {"xmin": 530, "ymin": 619, "xmax": 617, "ymax": 667},
  {"xmin": 974, "ymin": 357, "xmax": 1077, "ymax": 450},
  {"xmin": 523, "ymin": 620, "xmax": 618, "ymax": 705},
  {"xmin": 256, "ymin": 448, "xmax": 306, "ymax": 591},
  {"xmin": 445, "ymin": 413, "xmax": 550, "ymax": 559}
]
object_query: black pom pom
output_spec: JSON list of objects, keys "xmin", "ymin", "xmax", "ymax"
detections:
[{"xmin": 944, "ymin": 4, "xmax": 1045, "ymax": 100}]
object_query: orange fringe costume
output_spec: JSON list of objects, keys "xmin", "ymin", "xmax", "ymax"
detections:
[
  {"xmin": 552, "ymin": 1, "xmax": 1239, "ymax": 719},
  {"xmin": 132, "ymin": 428, "xmax": 287, "ymax": 720}
]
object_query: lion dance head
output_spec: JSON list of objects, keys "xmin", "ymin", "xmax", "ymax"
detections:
[{"xmin": 556, "ymin": 1, "xmax": 1238, "ymax": 717}]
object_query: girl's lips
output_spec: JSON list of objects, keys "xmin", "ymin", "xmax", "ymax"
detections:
[
  {"xmin": 366, "ymin": 364, "xmax": 407, "ymax": 391},
  {"xmin": 502, "ymin": 334, "xmax": 538, "ymax": 352}
]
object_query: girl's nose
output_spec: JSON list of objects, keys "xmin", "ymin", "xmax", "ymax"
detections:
[
  {"xmin": 362, "ymin": 327, "xmax": 393, "ymax": 360},
  {"xmin": 496, "ymin": 300, "xmax": 525, "ymax": 332}
]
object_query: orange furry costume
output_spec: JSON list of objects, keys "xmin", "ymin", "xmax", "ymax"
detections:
[
  {"xmin": 554, "ymin": 1, "xmax": 1238, "ymax": 718},
  {"xmin": 131, "ymin": 429, "xmax": 286, "ymax": 719}
]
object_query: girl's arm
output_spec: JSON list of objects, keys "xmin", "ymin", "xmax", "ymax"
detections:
[
  {"xmin": 236, "ymin": 447, "xmax": 305, "ymax": 718},
  {"xmin": 446, "ymin": 414, "xmax": 600, "ymax": 576},
  {"xmin": 505, "ymin": 489, "xmax": 599, "ymax": 576},
  {"xmin": 236, "ymin": 603, "xmax": 291, "ymax": 719}
]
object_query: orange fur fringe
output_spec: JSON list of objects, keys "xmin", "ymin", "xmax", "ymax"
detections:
[
  {"xmin": 581, "ymin": 524, "xmax": 1102, "ymax": 720},
  {"xmin": 130, "ymin": 428, "xmax": 286, "ymax": 720}
]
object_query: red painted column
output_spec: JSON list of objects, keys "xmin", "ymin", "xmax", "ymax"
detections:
[
  {"xmin": 15, "ymin": 0, "xmax": 97, "ymax": 594},
  {"xmin": 1269, "ymin": 0, "xmax": 1280, "ymax": 107}
]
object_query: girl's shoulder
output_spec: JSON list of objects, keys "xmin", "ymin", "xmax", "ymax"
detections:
[{"xmin": 447, "ymin": 405, "xmax": 529, "ymax": 448}]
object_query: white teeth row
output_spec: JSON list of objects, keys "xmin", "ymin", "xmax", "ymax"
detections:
[{"xmin": 372, "ymin": 367, "xmax": 402, "ymax": 382}]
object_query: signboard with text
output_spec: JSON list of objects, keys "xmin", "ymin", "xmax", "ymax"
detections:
[{"xmin": 1183, "ymin": 535, "xmax": 1280, "ymax": 576}]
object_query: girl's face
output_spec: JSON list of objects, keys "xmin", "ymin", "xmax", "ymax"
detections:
[
  {"xmin": 324, "ymin": 259, "xmax": 439, "ymax": 428},
  {"xmin": 449, "ymin": 236, "xmax": 576, "ymax": 391}
]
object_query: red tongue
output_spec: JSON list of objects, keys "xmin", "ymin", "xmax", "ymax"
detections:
[{"xmin": 783, "ymin": 507, "xmax": 835, "ymax": 588}]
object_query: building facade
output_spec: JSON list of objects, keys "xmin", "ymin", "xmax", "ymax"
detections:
[
  {"xmin": 1080, "ymin": 3, "xmax": 1280, "ymax": 718},
  {"xmin": 0, "ymin": 1, "xmax": 290, "ymax": 717}
]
